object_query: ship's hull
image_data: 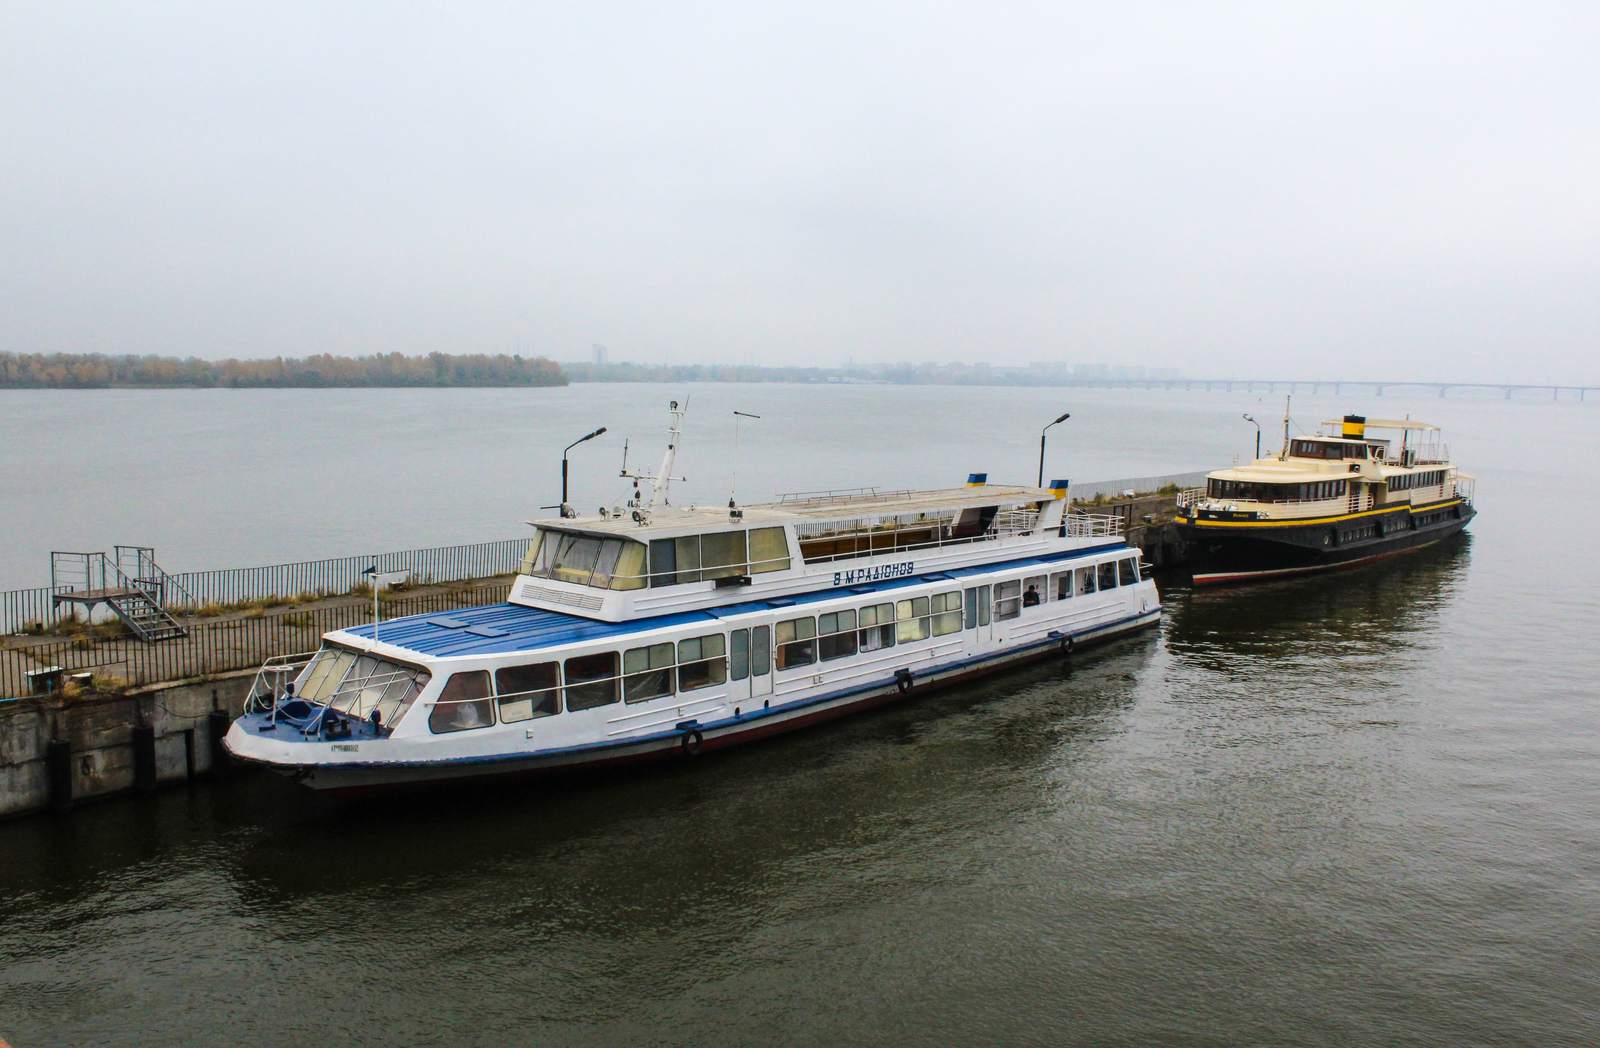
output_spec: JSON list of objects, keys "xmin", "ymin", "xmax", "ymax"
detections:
[
  {"xmin": 1178, "ymin": 498, "xmax": 1474, "ymax": 586},
  {"xmin": 226, "ymin": 608, "xmax": 1160, "ymax": 795}
]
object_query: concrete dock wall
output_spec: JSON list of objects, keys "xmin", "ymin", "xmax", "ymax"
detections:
[{"xmin": 0, "ymin": 672, "xmax": 255, "ymax": 819}]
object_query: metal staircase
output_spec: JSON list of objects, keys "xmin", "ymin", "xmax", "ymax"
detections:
[
  {"xmin": 104, "ymin": 589, "xmax": 188, "ymax": 642},
  {"xmin": 50, "ymin": 546, "xmax": 193, "ymax": 642}
]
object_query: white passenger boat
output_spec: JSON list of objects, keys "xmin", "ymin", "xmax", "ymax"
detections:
[{"xmin": 225, "ymin": 406, "xmax": 1161, "ymax": 792}]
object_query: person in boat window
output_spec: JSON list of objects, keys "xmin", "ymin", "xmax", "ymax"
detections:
[{"xmin": 1023, "ymin": 584, "xmax": 1040, "ymax": 607}]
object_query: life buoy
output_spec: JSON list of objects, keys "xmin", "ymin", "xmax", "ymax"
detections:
[{"xmin": 681, "ymin": 728, "xmax": 703, "ymax": 756}]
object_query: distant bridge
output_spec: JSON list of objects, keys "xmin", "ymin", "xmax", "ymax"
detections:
[{"xmin": 1055, "ymin": 378, "xmax": 1596, "ymax": 401}]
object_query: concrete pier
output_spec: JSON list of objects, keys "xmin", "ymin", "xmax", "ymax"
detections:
[{"xmin": 1, "ymin": 672, "xmax": 255, "ymax": 819}]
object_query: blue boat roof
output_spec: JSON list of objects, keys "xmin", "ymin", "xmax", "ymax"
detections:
[{"xmin": 340, "ymin": 542, "xmax": 1129, "ymax": 659}]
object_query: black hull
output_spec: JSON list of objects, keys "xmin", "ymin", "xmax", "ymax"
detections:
[{"xmin": 1177, "ymin": 500, "xmax": 1475, "ymax": 585}]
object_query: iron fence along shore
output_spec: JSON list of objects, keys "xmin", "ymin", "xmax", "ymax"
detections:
[
  {"xmin": 1, "ymin": 582, "xmax": 507, "ymax": 698},
  {"xmin": 2, "ymin": 478, "xmax": 1209, "ymax": 636},
  {"xmin": 1, "ymin": 537, "xmax": 530, "ymax": 634}
]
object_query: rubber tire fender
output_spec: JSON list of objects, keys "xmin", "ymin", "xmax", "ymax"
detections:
[
  {"xmin": 681, "ymin": 728, "xmax": 704, "ymax": 757},
  {"xmin": 895, "ymin": 669, "xmax": 913, "ymax": 695},
  {"xmin": 1060, "ymin": 634, "xmax": 1075, "ymax": 656}
]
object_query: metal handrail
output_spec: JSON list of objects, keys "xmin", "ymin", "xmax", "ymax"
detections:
[
  {"xmin": 1063, "ymin": 513, "xmax": 1124, "ymax": 537},
  {"xmin": 243, "ymin": 651, "xmax": 319, "ymax": 714}
]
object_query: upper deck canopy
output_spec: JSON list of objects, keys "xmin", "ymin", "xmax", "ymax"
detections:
[
  {"xmin": 526, "ymin": 484, "xmax": 1057, "ymax": 537},
  {"xmin": 1320, "ymin": 418, "xmax": 1439, "ymax": 431}
]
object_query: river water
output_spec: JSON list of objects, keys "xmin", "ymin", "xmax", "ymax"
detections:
[{"xmin": 1, "ymin": 386, "xmax": 1597, "ymax": 1045}]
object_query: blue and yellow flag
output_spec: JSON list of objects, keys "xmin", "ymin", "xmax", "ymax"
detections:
[
  {"xmin": 1048, "ymin": 478, "xmax": 1070, "ymax": 500},
  {"xmin": 966, "ymin": 472, "xmax": 988, "ymax": 487}
]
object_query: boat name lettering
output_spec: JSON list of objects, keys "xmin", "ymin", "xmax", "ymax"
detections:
[{"xmin": 833, "ymin": 562, "xmax": 914, "ymax": 586}]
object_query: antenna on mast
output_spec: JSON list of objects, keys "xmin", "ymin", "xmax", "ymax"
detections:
[
  {"xmin": 729, "ymin": 411, "xmax": 761, "ymax": 519},
  {"xmin": 619, "ymin": 400, "xmax": 689, "ymax": 522},
  {"xmin": 1281, "ymin": 394, "xmax": 1292, "ymax": 457}
]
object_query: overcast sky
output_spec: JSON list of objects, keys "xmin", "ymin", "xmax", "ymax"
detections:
[{"xmin": 2, "ymin": 2, "xmax": 1596, "ymax": 382}]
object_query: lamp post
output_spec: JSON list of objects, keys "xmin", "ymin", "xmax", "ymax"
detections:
[
  {"xmin": 1242, "ymin": 413, "xmax": 1261, "ymax": 461},
  {"xmin": 1038, "ymin": 411, "xmax": 1071, "ymax": 487},
  {"xmin": 558, "ymin": 427, "xmax": 607, "ymax": 518}
]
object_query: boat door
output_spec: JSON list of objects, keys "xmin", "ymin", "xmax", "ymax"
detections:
[
  {"xmin": 729, "ymin": 624, "xmax": 773, "ymax": 708},
  {"xmin": 964, "ymin": 584, "xmax": 992, "ymax": 649}
]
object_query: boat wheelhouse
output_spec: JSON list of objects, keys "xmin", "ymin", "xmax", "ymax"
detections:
[
  {"xmin": 1175, "ymin": 414, "xmax": 1476, "ymax": 585},
  {"xmin": 224, "ymin": 412, "xmax": 1161, "ymax": 792}
]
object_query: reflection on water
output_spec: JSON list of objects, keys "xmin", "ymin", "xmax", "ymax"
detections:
[{"xmin": 1167, "ymin": 533, "xmax": 1474, "ymax": 665}]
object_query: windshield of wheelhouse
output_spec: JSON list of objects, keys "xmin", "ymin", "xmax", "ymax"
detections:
[
  {"xmin": 521, "ymin": 529, "xmax": 647, "ymax": 590},
  {"xmin": 295, "ymin": 644, "xmax": 431, "ymax": 726}
]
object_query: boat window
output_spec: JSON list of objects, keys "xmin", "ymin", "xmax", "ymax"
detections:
[
  {"xmin": 623, "ymin": 642, "xmax": 676, "ymax": 704},
  {"xmin": 730, "ymin": 628, "xmax": 750, "ymax": 681},
  {"xmin": 994, "ymin": 580, "xmax": 1021, "ymax": 621},
  {"xmin": 749, "ymin": 527, "xmax": 792, "ymax": 574},
  {"xmin": 673, "ymin": 536, "xmax": 703, "ymax": 583},
  {"xmin": 519, "ymin": 529, "xmax": 546, "ymax": 576},
  {"xmin": 897, "ymin": 597, "xmax": 930, "ymax": 642},
  {"xmin": 429, "ymin": 670, "xmax": 494, "ymax": 734},
  {"xmin": 333, "ymin": 654, "xmax": 422, "ymax": 723},
  {"xmin": 859, "ymin": 602, "xmax": 896, "ymax": 651},
  {"xmin": 931, "ymin": 592, "xmax": 962, "ymax": 636},
  {"xmin": 752, "ymin": 625, "xmax": 771, "ymax": 677},
  {"xmin": 1023, "ymin": 575, "xmax": 1045, "ymax": 607},
  {"xmin": 1290, "ymin": 439, "xmax": 1342, "ymax": 460},
  {"xmin": 1076, "ymin": 565, "xmax": 1097, "ymax": 595},
  {"xmin": 679, "ymin": 634, "xmax": 728, "ymax": 691},
  {"xmin": 1119, "ymin": 558, "xmax": 1138, "ymax": 586},
  {"xmin": 591, "ymin": 539, "xmax": 624, "ymax": 589},
  {"xmin": 612, "ymin": 541, "xmax": 647, "ymax": 590},
  {"xmin": 564, "ymin": 652, "xmax": 619, "ymax": 711},
  {"xmin": 964, "ymin": 587, "xmax": 979, "ymax": 629},
  {"xmin": 978, "ymin": 585, "xmax": 991, "ymax": 626},
  {"xmin": 298, "ymin": 647, "xmax": 355, "ymax": 702},
  {"xmin": 701, "ymin": 531, "xmax": 748, "ymax": 580},
  {"xmin": 298, "ymin": 645, "xmax": 429, "ymax": 727},
  {"xmin": 1052, "ymin": 570, "xmax": 1073, "ymax": 600},
  {"xmin": 551, "ymin": 533, "xmax": 603, "ymax": 585},
  {"xmin": 649, "ymin": 535, "xmax": 703, "ymax": 586},
  {"xmin": 372, "ymin": 666, "xmax": 430, "ymax": 727},
  {"xmin": 648, "ymin": 538, "xmax": 676, "ymax": 586},
  {"xmin": 521, "ymin": 531, "xmax": 647, "ymax": 591},
  {"xmin": 1098, "ymin": 562, "xmax": 1118, "ymax": 590},
  {"xmin": 1208, "ymin": 479, "xmax": 1308, "ymax": 503},
  {"xmin": 819, "ymin": 610, "xmax": 858, "ymax": 660},
  {"xmin": 495, "ymin": 662, "xmax": 559, "ymax": 723},
  {"xmin": 776, "ymin": 617, "xmax": 817, "ymax": 669}
]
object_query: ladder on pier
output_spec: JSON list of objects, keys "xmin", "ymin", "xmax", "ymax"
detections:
[
  {"xmin": 103, "ymin": 589, "xmax": 188, "ymax": 642},
  {"xmin": 50, "ymin": 546, "xmax": 194, "ymax": 643}
]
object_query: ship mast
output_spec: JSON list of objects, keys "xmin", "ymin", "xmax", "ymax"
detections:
[{"xmin": 621, "ymin": 399, "xmax": 688, "ymax": 520}]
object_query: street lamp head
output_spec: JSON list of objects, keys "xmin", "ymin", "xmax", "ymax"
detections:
[
  {"xmin": 1053, "ymin": 411, "xmax": 1072, "ymax": 425},
  {"xmin": 1242, "ymin": 413, "xmax": 1256, "ymax": 424},
  {"xmin": 587, "ymin": 426, "xmax": 607, "ymax": 440}
]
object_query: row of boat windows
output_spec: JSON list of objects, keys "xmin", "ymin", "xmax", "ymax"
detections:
[
  {"xmin": 1290, "ymin": 439, "xmax": 1371, "ymax": 460},
  {"xmin": 428, "ymin": 555, "xmax": 1144, "ymax": 734},
  {"xmin": 1389, "ymin": 470, "xmax": 1446, "ymax": 491},
  {"xmin": 295, "ymin": 649, "xmax": 431, "ymax": 724},
  {"xmin": 1207, "ymin": 479, "xmax": 1349, "ymax": 502},
  {"xmin": 520, "ymin": 527, "xmax": 793, "ymax": 590}
]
